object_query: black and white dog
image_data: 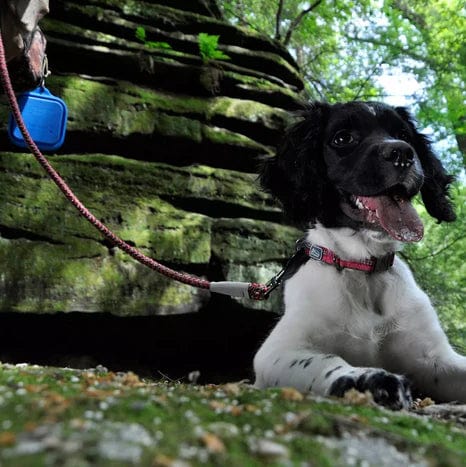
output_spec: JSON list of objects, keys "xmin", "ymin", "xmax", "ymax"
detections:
[{"xmin": 254, "ymin": 101, "xmax": 465, "ymax": 409}]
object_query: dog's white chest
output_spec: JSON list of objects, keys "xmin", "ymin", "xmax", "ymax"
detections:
[{"xmin": 285, "ymin": 262, "xmax": 398, "ymax": 366}]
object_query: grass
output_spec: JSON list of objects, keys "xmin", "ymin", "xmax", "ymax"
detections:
[{"xmin": 0, "ymin": 363, "xmax": 465, "ymax": 466}]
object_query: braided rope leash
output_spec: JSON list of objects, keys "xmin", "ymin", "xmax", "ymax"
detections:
[{"xmin": 0, "ymin": 30, "xmax": 273, "ymax": 301}]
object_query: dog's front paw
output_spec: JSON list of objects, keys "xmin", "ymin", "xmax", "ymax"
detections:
[{"xmin": 328, "ymin": 369, "xmax": 412, "ymax": 410}]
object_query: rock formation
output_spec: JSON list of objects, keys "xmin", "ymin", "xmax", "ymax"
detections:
[{"xmin": 0, "ymin": 0, "xmax": 304, "ymax": 316}]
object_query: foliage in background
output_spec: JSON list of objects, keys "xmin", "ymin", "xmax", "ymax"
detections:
[
  {"xmin": 402, "ymin": 184, "xmax": 466, "ymax": 346},
  {"xmin": 221, "ymin": 0, "xmax": 465, "ymax": 342},
  {"xmin": 221, "ymin": 0, "xmax": 465, "ymax": 173}
]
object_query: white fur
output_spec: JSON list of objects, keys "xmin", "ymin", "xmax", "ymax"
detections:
[{"xmin": 254, "ymin": 223, "xmax": 466, "ymax": 405}]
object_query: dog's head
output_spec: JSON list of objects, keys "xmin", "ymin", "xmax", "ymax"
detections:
[{"xmin": 260, "ymin": 101, "xmax": 456, "ymax": 242}]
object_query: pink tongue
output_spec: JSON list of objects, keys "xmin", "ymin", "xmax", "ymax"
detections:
[{"xmin": 358, "ymin": 196, "xmax": 424, "ymax": 242}]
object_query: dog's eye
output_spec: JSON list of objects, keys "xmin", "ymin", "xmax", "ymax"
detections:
[{"xmin": 332, "ymin": 130, "xmax": 355, "ymax": 147}]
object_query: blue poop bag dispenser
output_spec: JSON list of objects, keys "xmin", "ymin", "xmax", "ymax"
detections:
[{"xmin": 8, "ymin": 85, "xmax": 68, "ymax": 151}]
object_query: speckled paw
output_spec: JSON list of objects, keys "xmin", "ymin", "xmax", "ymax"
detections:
[{"xmin": 329, "ymin": 370, "xmax": 412, "ymax": 410}]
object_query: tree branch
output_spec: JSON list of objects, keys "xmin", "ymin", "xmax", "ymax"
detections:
[
  {"xmin": 221, "ymin": 2, "xmax": 263, "ymax": 33},
  {"xmin": 352, "ymin": 64, "xmax": 380, "ymax": 99},
  {"xmin": 406, "ymin": 234, "xmax": 466, "ymax": 261},
  {"xmin": 275, "ymin": 0, "xmax": 284, "ymax": 41},
  {"xmin": 283, "ymin": 0, "xmax": 323, "ymax": 46},
  {"xmin": 391, "ymin": 0, "xmax": 427, "ymax": 29},
  {"xmin": 344, "ymin": 34, "xmax": 432, "ymax": 66}
]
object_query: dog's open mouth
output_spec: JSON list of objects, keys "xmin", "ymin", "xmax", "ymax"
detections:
[{"xmin": 342, "ymin": 194, "xmax": 424, "ymax": 242}]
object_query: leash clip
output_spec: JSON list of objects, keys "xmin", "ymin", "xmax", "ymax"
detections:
[
  {"xmin": 264, "ymin": 268, "xmax": 286, "ymax": 297},
  {"xmin": 39, "ymin": 54, "xmax": 50, "ymax": 87}
]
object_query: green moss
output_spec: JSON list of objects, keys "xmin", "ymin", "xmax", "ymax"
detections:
[
  {"xmin": 208, "ymin": 97, "xmax": 290, "ymax": 124},
  {"xmin": 0, "ymin": 152, "xmax": 214, "ymax": 260},
  {"xmin": 0, "ymin": 239, "xmax": 105, "ymax": 312},
  {"xmin": 212, "ymin": 218, "xmax": 300, "ymax": 263},
  {"xmin": 0, "ymin": 152, "xmax": 219, "ymax": 315},
  {"xmin": 95, "ymin": 253, "xmax": 207, "ymax": 315},
  {"xmin": 0, "ymin": 152, "xmax": 274, "ymax": 212},
  {"xmin": 0, "ymin": 74, "xmax": 294, "ymax": 146},
  {"xmin": 32, "ymin": 75, "xmax": 286, "ymax": 146},
  {"xmin": 0, "ymin": 363, "xmax": 464, "ymax": 466},
  {"xmin": 202, "ymin": 125, "xmax": 272, "ymax": 154},
  {"xmin": 43, "ymin": 17, "xmax": 120, "ymax": 45},
  {"xmin": 224, "ymin": 69, "xmax": 303, "ymax": 99},
  {"xmin": 0, "ymin": 238, "xmax": 207, "ymax": 315}
]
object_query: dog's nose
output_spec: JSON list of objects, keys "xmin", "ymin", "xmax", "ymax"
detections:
[{"xmin": 382, "ymin": 141, "xmax": 415, "ymax": 168}]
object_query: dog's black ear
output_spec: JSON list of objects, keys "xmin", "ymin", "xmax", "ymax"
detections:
[
  {"xmin": 259, "ymin": 102, "xmax": 332, "ymax": 227},
  {"xmin": 395, "ymin": 107, "xmax": 456, "ymax": 223}
]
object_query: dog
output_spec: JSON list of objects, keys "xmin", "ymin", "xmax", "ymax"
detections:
[{"xmin": 253, "ymin": 101, "xmax": 465, "ymax": 409}]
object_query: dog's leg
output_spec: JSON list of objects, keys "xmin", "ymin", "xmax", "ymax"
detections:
[
  {"xmin": 380, "ymin": 312, "xmax": 466, "ymax": 403},
  {"xmin": 376, "ymin": 269, "xmax": 466, "ymax": 403},
  {"xmin": 411, "ymin": 352, "xmax": 466, "ymax": 403},
  {"xmin": 254, "ymin": 322, "xmax": 412, "ymax": 410}
]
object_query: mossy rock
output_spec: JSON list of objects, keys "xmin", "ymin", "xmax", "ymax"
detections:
[
  {"xmin": 0, "ymin": 153, "xmax": 213, "ymax": 314},
  {"xmin": 0, "ymin": 75, "xmax": 286, "ymax": 169},
  {"xmin": 41, "ymin": 5, "xmax": 303, "ymax": 95},
  {"xmin": 0, "ymin": 0, "xmax": 307, "ymax": 316},
  {"xmin": 0, "ymin": 238, "xmax": 209, "ymax": 315},
  {"xmin": 0, "ymin": 153, "xmax": 215, "ymax": 258},
  {"xmin": 0, "ymin": 152, "xmax": 278, "ymax": 220},
  {"xmin": 48, "ymin": 0, "xmax": 300, "ymax": 73},
  {"xmin": 0, "ymin": 152, "xmax": 299, "ymax": 315},
  {"xmin": 211, "ymin": 218, "xmax": 301, "ymax": 312},
  {"xmin": 212, "ymin": 218, "xmax": 300, "ymax": 263}
]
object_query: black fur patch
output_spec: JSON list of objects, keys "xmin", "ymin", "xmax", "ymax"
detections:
[
  {"xmin": 259, "ymin": 101, "xmax": 456, "ymax": 229},
  {"xmin": 325, "ymin": 365, "xmax": 343, "ymax": 379},
  {"xmin": 303, "ymin": 357, "xmax": 313, "ymax": 368}
]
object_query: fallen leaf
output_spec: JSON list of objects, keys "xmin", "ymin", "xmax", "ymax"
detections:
[
  {"xmin": 343, "ymin": 388, "xmax": 374, "ymax": 406},
  {"xmin": 245, "ymin": 404, "xmax": 260, "ymax": 412},
  {"xmin": 413, "ymin": 397, "xmax": 435, "ymax": 409},
  {"xmin": 24, "ymin": 384, "xmax": 48, "ymax": 393},
  {"xmin": 223, "ymin": 383, "xmax": 241, "ymax": 396},
  {"xmin": 85, "ymin": 388, "xmax": 115, "ymax": 399},
  {"xmin": 120, "ymin": 372, "xmax": 145, "ymax": 388},
  {"xmin": 201, "ymin": 432, "xmax": 225, "ymax": 454},
  {"xmin": 209, "ymin": 400, "xmax": 226, "ymax": 411},
  {"xmin": 23, "ymin": 421, "xmax": 38, "ymax": 432},
  {"xmin": 281, "ymin": 387, "xmax": 304, "ymax": 401},
  {"xmin": 0, "ymin": 431, "xmax": 16, "ymax": 446},
  {"xmin": 230, "ymin": 406, "xmax": 243, "ymax": 416},
  {"xmin": 152, "ymin": 454, "xmax": 176, "ymax": 466}
]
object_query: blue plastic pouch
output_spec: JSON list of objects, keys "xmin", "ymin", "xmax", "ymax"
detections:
[{"xmin": 8, "ymin": 86, "xmax": 67, "ymax": 151}]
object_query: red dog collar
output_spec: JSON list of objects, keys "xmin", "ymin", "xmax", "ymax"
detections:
[{"xmin": 300, "ymin": 241, "xmax": 395, "ymax": 273}]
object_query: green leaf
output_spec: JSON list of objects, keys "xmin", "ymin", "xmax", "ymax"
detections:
[
  {"xmin": 198, "ymin": 32, "xmax": 230, "ymax": 62},
  {"xmin": 135, "ymin": 27, "xmax": 172, "ymax": 51},
  {"xmin": 135, "ymin": 26, "xmax": 146, "ymax": 42},
  {"xmin": 146, "ymin": 41, "xmax": 172, "ymax": 50}
]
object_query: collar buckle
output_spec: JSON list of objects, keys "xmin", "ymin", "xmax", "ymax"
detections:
[
  {"xmin": 372, "ymin": 252, "xmax": 395, "ymax": 273},
  {"xmin": 309, "ymin": 245, "xmax": 324, "ymax": 261}
]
